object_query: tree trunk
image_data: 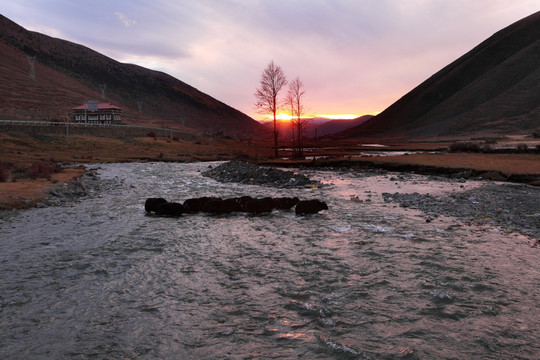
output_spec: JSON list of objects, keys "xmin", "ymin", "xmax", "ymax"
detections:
[
  {"xmin": 273, "ymin": 110, "xmax": 278, "ymax": 158},
  {"xmin": 297, "ymin": 122, "xmax": 303, "ymax": 159}
]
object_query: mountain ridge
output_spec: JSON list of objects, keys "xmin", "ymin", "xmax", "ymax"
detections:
[{"xmin": 343, "ymin": 11, "xmax": 540, "ymax": 140}]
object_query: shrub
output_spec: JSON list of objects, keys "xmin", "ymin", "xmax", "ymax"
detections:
[
  {"xmin": 26, "ymin": 160, "xmax": 61, "ymax": 180},
  {"xmin": 172, "ymin": 136, "xmax": 180, "ymax": 141},
  {"xmin": 0, "ymin": 167, "xmax": 9, "ymax": 182},
  {"xmin": 27, "ymin": 163, "xmax": 40, "ymax": 180},
  {"xmin": 38, "ymin": 162, "xmax": 54, "ymax": 179},
  {"xmin": 234, "ymin": 152, "xmax": 250, "ymax": 160},
  {"xmin": 0, "ymin": 162, "xmax": 14, "ymax": 182},
  {"xmin": 516, "ymin": 143, "xmax": 528, "ymax": 153},
  {"xmin": 147, "ymin": 131, "xmax": 156, "ymax": 138},
  {"xmin": 449, "ymin": 142, "xmax": 463, "ymax": 152},
  {"xmin": 449, "ymin": 142, "xmax": 481, "ymax": 153},
  {"xmin": 10, "ymin": 167, "xmax": 26, "ymax": 181}
]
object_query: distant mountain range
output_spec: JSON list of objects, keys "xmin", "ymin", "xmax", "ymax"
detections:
[
  {"xmin": 259, "ymin": 115, "xmax": 373, "ymax": 139},
  {"xmin": 0, "ymin": 15, "xmax": 262, "ymax": 136},
  {"xmin": 310, "ymin": 115, "xmax": 373, "ymax": 137},
  {"xmin": 343, "ymin": 11, "xmax": 540, "ymax": 140}
]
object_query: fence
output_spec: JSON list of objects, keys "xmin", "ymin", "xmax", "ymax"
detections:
[{"xmin": 0, "ymin": 120, "xmax": 197, "ymax": 140}]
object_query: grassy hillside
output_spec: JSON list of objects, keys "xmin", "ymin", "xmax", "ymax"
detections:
[
  {"xmin": 0, "ymin": 15, "xmax": 262, "ymax": 136},
  {"xmin": 344, "ymin": 11, "xmax": 540, "ymax": 140}
]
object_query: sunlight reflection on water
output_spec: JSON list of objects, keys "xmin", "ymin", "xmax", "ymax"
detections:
[{"xmin": 0, "ymin": 162, "xmax": 538, "ymax": 359}]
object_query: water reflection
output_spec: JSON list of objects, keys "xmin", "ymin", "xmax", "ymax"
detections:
[{"xmin": 0, "ymin": 162, "xmax": 538, "ymax": 359}]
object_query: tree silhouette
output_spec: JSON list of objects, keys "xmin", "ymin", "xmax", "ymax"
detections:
[
  {"xmin": 284, "ymin": 88, "xmax": 297, "ymax": 158},
  {"xmin": 255, "ymin": 60, "xmax": 287, "ymax": 158},
  {"xmin": 286, "ymin": 76, "xmax": 307, "ymax": 159}
]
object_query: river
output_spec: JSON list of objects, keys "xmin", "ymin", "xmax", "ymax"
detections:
[{"xmin": 1, "ymin": 162, "xmax": 538, "ymax": 359}]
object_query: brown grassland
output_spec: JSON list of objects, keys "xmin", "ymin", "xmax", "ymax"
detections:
[
  {"xmin": 0, "ymin": 132, "xmax": 272, "ymax": 209},
  {"xmin": 0, "ymin": 132, "xmax": 538, "ymax": 210}
]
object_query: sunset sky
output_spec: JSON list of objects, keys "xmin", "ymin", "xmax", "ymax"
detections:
[{"xmin": 2, "ymin": 1, "xmax": 538, "ymax": 120}]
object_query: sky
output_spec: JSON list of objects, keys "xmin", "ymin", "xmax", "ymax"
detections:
[{"xmin": 2, "ymin": 1, "xmax": 539, "ymax": 120}]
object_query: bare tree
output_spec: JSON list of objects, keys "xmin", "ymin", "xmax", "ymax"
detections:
[
  {"xmin": 287, "ymin": 76, "xmax": 307, "ymax": 159},
  {"xmin": 255, "ymin": 60, "xmax": 287, "ymax": 158}
]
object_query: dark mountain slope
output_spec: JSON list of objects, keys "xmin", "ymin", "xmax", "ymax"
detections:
[
  {"xmin": 312, "ymin": 115, "xmax": 373, "ymax": 137},
  {"xmin": 344, "ymin": 11, "xmax": 540, "ymax": 140},
  {"xmin": 0, "ymin": 15, "xmax": 262, "ymax": 135}
]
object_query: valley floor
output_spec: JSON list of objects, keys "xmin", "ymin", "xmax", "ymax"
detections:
[{"xmin": 0, "ymin": 132, "xmax": 538, "ymax": 210}]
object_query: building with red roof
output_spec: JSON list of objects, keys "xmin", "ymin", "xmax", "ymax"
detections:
[{"xmin": 73, "ymin": 101, "xmax": 122, "ymax": 124}]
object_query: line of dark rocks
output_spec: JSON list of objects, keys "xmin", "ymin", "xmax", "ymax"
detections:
[
  {"xmin": 145, "ymin": 196, "xmax": 328, "ymax": 216},
  {"xmin": 38, "ymin": 168, "xmax": 122, "ymax": 208},
  {"xmin": 382, "ymin": 182, "xmax": 540, "ymax": 239},
  {"xmin": 202, "ymin": 160, "xmax": 317, "ymax": 188}
]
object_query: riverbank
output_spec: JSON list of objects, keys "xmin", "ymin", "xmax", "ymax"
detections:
[
  {"xmin": 380, "ymin": 175, "xmax": 540, "ymax": 240},
  {"xmin": 0, "ymin": 166, "xmax": 86, "ymax": 210},
  {"xmin": 0, "ymin": 132, "xmax": 272, "ymax": 210},
  {"xmin": 1, "ymin": 160, "xmax": 538, "ymax": 241},
  {"xmin": 1, "ymin": 132, "xmax": 539, "ymax": 210},
  {"xmin": 263, "ymin": 153, "xmax": 540, "ymax": 184}
]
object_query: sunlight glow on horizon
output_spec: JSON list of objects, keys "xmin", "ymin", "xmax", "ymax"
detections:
[
  {"xmin": 261, "ymin": 113, "xmax": 373, "ymax": 122},
  {"xmin": 261, "ymin": 113, "xmax": 310, "ymax": 122}
]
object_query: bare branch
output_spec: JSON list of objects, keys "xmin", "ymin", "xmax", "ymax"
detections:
[
  {"xmin": 254, "ymin": 60, "xmax": 287, "ymax": 157},
  {"xmin": 286, "ymin": 76, "xmax": 308, "ymax": 159}
]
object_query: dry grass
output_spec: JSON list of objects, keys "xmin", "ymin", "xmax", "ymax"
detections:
[
  {"xmin": 0, "ymin": 167, "xmax": 85, "ymax": 209},
  {"xmin": 362, "ymin": 152, "xmax": 540, "ymax": 175},
  {"xmin": 0, "ymin": 133, "xmax": 273, "ymax": 166},
  {"xmin": 0, "ymin": 133, "xmax": 273, "ymax": 209},
  {"xmin": 0, "ymin": 133, "xmax": 538, "ymax": 210}
]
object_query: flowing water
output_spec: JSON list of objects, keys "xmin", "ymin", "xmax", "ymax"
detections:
[{"xmin": 0, "ymin": 162, "xmax": 539, "ymax": 359}]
